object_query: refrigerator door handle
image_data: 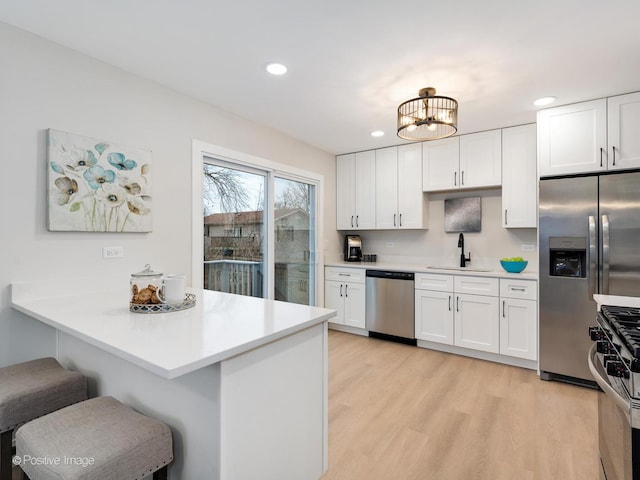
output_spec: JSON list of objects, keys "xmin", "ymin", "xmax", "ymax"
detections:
[
  {"xmin": 589, "ymin": 215, "xmax": 597, "ymax": 297},
  {"xmin": 602, "ymin": 214, "xmax": 610, "ymax": 295}
]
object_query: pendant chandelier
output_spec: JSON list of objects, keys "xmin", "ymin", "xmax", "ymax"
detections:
[{"xmin": 397, "ymin": 87, "xmax": 458, "ymax": 141}]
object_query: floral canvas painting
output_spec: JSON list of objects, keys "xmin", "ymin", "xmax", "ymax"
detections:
[{"xmin": 47, "ymin": 129, "xmax": 152, "ymax": 232}]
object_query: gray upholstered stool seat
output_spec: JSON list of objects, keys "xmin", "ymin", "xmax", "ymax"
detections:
[
  {"xmin": 16, "ymin": 396, "xmax": 173, "ymax": 480},
  {"xmin": 0, "ymin": 357, "xmax": 87, "ymax": 480}
]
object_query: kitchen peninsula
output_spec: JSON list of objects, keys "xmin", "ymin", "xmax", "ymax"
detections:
[{"xmin": 10, "ymin": 276, "xmax": 335, "ymax": 480}]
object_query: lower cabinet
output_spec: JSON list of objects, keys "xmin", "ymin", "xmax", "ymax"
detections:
[
  {"xmin": 415, "ymin": 273, "xmax": 537, "ymax": 360},
  {"xmin": 325, "ymin": 267, "xmax": 366, "ymax": 329}
]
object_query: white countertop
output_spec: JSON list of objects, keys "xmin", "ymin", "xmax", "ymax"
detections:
[
  {"xmin": 594, "ymin": 294, "xmax": 640, "ymax": 309},
  {"xmin": 10, "ymin": 279, "xmax": 336, "ymax": 379},
  {"xmin": 325, "ymin": 261, "xmax": 538, "ymax": 280}
]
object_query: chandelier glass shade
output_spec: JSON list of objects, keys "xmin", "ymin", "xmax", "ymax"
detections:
[{"xmin": 397, "ymin": 87, "xmax": 458, "ymax": 141}]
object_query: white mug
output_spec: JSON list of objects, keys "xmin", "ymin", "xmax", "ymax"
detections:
[{"xmin": 157, "ymin": 274, "xmax": 186, "ymax": 304}]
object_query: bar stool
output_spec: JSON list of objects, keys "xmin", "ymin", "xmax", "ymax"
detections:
[
  {"xmin": 0, "ymin": 357, "xmax": 87, "ymax": 480},
  {"xmin": 16, "ymin": 396, "xmax": 174, "ymax": 480}
]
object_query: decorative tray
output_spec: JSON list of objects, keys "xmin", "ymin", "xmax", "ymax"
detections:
[{"xmin": 130, "ymin": 293, "xmax": 196, "ymax": 314}]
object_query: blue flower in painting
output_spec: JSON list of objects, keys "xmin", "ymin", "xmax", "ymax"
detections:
[
  {"xmin": 107, "ymin": 152, "xmax": 138, "ymax": 171},
  {"xmin": 83, "ymin": 165, "xmax": 116, "ymax": 190}
]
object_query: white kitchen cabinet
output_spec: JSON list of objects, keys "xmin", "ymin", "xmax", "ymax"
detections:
[
  {"xmin": 607, "ymin": 92, "xmax": 640, "ymax": 171},
  {"xmin": 535, "ymin": 95, "xmax": 640, "ymax": 176},
  {"xmin": 336, "ymin": 151, "xmax": 376, "ymax": 230},
  {"xmin": 422, "ymin": 130, "xmax": 501, "ymax": 192},
  {"xmin": 415, "ymin": 274, "xmax": 499, "ymax": 352},
  {"xmin": 375, "ymin": 143, "xmax": 427, "ymax": 229},
  {"xmin": 324, "ymin": 267, "xmax": 366, "ymax": 329},
  {"xmin": 454, "ymin": 292, "xmax": 500, "ymax": 354},
  {"xmin": 501, "ymin": 124, "xmax": 537, "ymax": 228},
  {"xmin": 499, "ymin": 278, "xmax": 537, "ymax": 360},
  {"xmin": 415, "ymin": 273, "xmax": 454, "ymax": 345}
]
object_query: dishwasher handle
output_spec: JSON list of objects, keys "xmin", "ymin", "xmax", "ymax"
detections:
[{"xmin": 365, "ymin": 270, "xmax": 414, "ymax": 281}]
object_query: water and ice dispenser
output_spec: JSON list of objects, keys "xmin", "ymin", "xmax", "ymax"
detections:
[{"xmin": 549, "ymin": 237, "xmax": 586, "ymax": 278}]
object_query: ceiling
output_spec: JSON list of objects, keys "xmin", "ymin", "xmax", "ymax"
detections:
[{"xmin": 2, "ymin": 1, "xmax": 640, "ymax": 155}]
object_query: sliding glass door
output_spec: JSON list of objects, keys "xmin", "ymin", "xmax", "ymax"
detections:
[
  {"xmin": 203, "ymin": 161, "xmax": 266, "ymax": 298},
  {"xmin": 274, "ymin": 177, "xmax": 316, "ymax": 305},
  {"xmin": 202, "ymin": 157, "xmax": 318, "ymax": 305}
]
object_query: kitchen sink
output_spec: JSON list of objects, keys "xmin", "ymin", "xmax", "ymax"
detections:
[{"xmin": 426, "ymin": 266, "xmax": 493, "ymax": 272}]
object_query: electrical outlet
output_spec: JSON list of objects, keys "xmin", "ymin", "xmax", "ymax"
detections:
[
  {"xmin": 521, "ymin": 244, "xmax": 535, "ymax": 252},
  {"xmin": 103, "ymin": 246, "xmax": 124, "ymax": 259}
]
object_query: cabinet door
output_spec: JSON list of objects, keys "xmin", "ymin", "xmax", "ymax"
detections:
[
  {"xmin": 459, "ymin": 130, "xmax": 502, "ymax": 188},
  {"xmin": 500, "ymin": 298, "xmax": 537, "ymax": 360},
  {"xmin": 537, "ymin": 99, "xmax": 607, "ymax": 176},
  {"xmin": 375, "ymin": 146, "xmax": 399, "ymax": 229},
  {"xmin": 336, "ymin": 154, "xmax": 355, "ymax": 229},
  {"xmin": 454, "ymin": 294, "xmax": 499, "ymax": 353},
  {"xmin": 325, "ymin": 281, "xmax": 345, "ymax": 325},
  {"xmin": 415, "ymin": 289, "xmax": 454, "ymax": 344},
  {"xmin": 422, "ymin": 137, "xmax": 459, "ymax": 191},
  {"xmin": 343, "ymin": 282, "xmax": 366, "ymax": 329},
  {"xmin": 397, "ymin": 143, "xmax": 427, "ymax": 229},
  {"xmin": 608, "ymin": 92, "xmax": 640, "ymax": 171},
  {"xmin": 502, "ymin": 124, "xmax": 537, "ymax": 228},
  {"xmin": 354, "ymin": 151, "xmax": 376, "ymax": 229}
]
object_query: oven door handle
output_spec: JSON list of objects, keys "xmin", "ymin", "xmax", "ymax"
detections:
[{"xmin": 587, "ymin": 343, "xmax": 631, "ymax": 416}]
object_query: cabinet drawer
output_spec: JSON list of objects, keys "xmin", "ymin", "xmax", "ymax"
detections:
[
  {"xmin": 454, "ymin": 276, "xmax": 499, "ymax": 296},
  {"xmin": 325, "ymin": 267, "xmax": 365, "ymax": 284},
  {"xmin": 500, "ymin": 278, "xmax": 537, "ymax": 300},
  {"xmin": 415, "ymin": 273, "xmax": 454, "ymax": 292}
]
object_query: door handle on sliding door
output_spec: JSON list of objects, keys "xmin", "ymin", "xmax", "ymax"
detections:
[
  {"xmin": 602, "ymin": 214, "xmax": 610, "ymax": 295},
  {"xmin": 589, "ymin": 216, "xmax": 596, "ymax": 297}
]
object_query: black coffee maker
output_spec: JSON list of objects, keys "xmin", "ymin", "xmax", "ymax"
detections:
[{"xmin": 344, "ymin": 235, "xmax": 362, "ymax": 262}]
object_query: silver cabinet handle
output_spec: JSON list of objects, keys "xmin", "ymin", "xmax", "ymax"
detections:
[
  {"xmin": 338, "ymin": 273, "xmax": 351, "ymax": 277},
  {"xmin": 600, "ymin": 148, "xmax": 604, "ymax": 167},
  {"xmin": 602, "ymin": 214, "xmax": 610, "ymax": 295},
  {"xmin": 456, "ymin": 296, "xmax": 460, "ymax": 312},
  {"xmin": 461, "ymin": 171, "xmax": 464, "ymax": 186},
  {"xmin": 504, "ymin": 209, "xmax": 508, "ymax": 225},
  {"xmin": 502, "ymin": 300, "xmax": 506, "ymax": 317},
  {"xmin": 339, "ymin": 284, "xmax": 343, "ymax": 297},
  {"xmin": 511, "ymin": 287, "xmax": 526, "ymax": 292},
  {"xmin": 454, "ymin": 171, "xmax": 457, "ymax": 186},
  {"xmin": 589, "ymin": 216, "xmax": 596, "ymax": 297},
  {"xmin": 448, "ymin": 295, "xmax": 452, "ymax": 311},
  {"xmin": 351, "ymin": 216, "xmax": 354, "ymax": 228},
  {"xmin": 344, "ymin": 284, "xmax": 348, "ymax": 297},
  {"xmin": 399, "ymin": 213, "xmax": 402, "ymax": 227},
  {"xmin": 356, "ymin": 215, "xmax": 359, "ymax": 227},
  {"xmin": 393, "ymin": 214, "xmax": 396, "ymax": 227}
]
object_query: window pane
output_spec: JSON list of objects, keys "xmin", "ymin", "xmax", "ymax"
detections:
[
  {"xmin": 274, "ymin": 177, "xmax": 316, "ymax": 305},
  {"xmin": 203, "ymin": 163, "xmax": 266, "ymax": 298}
]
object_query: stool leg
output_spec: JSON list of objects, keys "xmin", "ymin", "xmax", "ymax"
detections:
[
  {"xmin": 0, "ymin": 430, "xmax": 13, "ymax": 480},
  {"xmin": 153, "ymin": 466, "xmax": 168, "ymax": 480}
]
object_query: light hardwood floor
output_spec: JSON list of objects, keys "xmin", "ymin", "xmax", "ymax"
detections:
[{"xmin": 320, "ymin": 330, "xmax": 599, "ymax": 480}]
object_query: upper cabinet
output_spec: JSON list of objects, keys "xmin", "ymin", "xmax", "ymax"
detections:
[
  {"xmin": 538, "ymin": 92, "xmax": 640, "ymax": 176},
  {"xmin": 502, "ymin": 124, "xmax": 537, "ymax": 228},
  {"xmin": 422, "ymin": 130, "xmax": 502, "ymax": 192},
  {"xmin": 375, "ymin": 143, "xmax": 428, "ymax": 229},
  {"xmin": 336, "ymin": 151, "xmax": 376, "ymax": 230}
]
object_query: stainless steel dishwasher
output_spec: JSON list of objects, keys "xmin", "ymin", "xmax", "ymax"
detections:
[{"xmin": 365, "ymin": 270, "xmax": 416, "ymax": 345}]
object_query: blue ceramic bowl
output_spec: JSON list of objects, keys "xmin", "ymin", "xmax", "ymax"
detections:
[{"xmin": 500, "ymin": 260, "xmax": 528, "ymax": 273}]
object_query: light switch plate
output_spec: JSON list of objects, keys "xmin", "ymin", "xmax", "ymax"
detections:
[{"xmin": 521, "ymin": 244, "xmax": 535, "ymax": 252}]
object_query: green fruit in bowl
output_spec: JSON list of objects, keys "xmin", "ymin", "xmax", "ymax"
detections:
[{"xmin": 501, "ymin": 257, "xmax": 524, "ymax": 262}]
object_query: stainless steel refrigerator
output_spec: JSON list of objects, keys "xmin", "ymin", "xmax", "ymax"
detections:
[{"xmin": 539, "ymin": 172, "xmax": 640, "ymax": 385}]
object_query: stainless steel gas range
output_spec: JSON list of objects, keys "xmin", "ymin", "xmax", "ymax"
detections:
[{"xmin": 588, "ymin": 305, "xmax": 640, "ymax": 480}]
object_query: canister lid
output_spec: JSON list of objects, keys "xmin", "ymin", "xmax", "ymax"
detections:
[{"xmin": 132, "ymin": 264, "xmax": 162, "ymax": 277}]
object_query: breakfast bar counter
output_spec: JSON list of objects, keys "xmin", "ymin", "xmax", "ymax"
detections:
[{"xmin": 10, "ymin": 276, "xmax": 335, "ymax": 480}]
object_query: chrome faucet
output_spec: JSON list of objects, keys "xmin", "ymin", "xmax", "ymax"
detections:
[{"xmin": 458, "ymin": 233, "xmax": 471, "ymax": 267}]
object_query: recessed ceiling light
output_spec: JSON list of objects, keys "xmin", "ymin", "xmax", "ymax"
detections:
[
  {"xmin": 534, "ymin": 96, "xmax": 557, "ymax": 107},
  {"xmin": 266, "ymin": 63, "xmax": 287, "ymax": 75},
  {"xmin": 371, "ymin": 131, "xmax": 384, "ymax": 137}
]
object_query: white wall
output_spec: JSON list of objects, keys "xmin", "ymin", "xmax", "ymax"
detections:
[
  {"xmin": 0, "ymin": 22, "xmax": 338, "ymax": 367},
  {"xmin": 348, "ymin": 189, "xmax": 538, "ymax": 270}
]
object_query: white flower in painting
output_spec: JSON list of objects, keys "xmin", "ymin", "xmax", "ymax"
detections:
[
  {"xmin": 64, "ymin": 146, "xmax": 98, "ymax": 171},
  {"xmin": 96, "ymin": 183, "xmax": 127, "ymax": 208},
  {"xmin": 118, "ymin": 175, "xmax": 142, "ymax": 195},
  {"xmin": 127, "ymin": 195, "xmax": 152, "ymax": 215}
]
